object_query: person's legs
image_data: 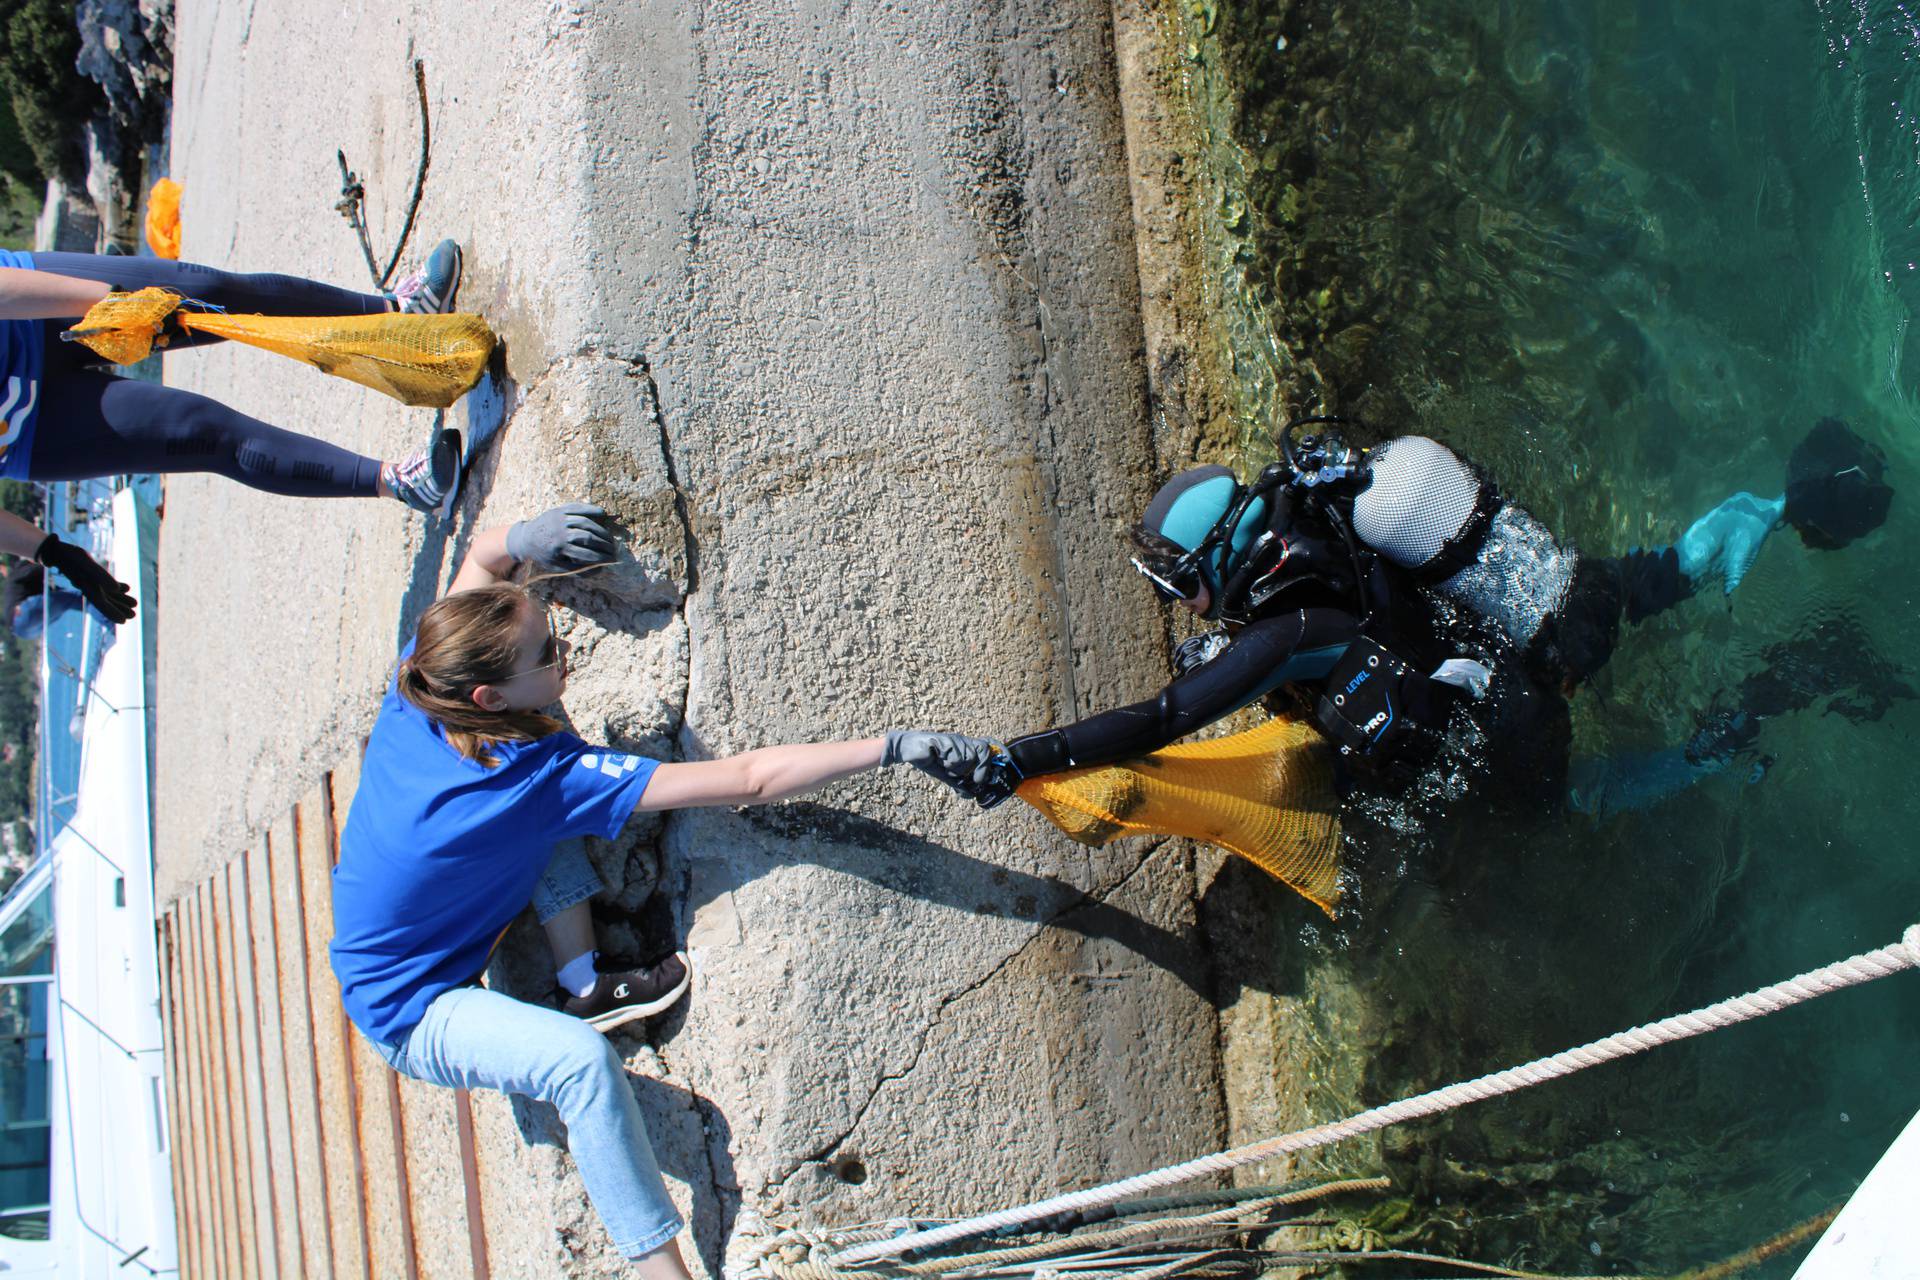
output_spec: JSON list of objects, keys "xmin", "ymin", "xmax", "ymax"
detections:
[
  {"xmin": 376, "ymin": 986, "xmax": 688, "ymax": 1264},
  {"xmin": 529, "ymin": 839, "xmax": 694, "ymax": 1032},
  {"xmin": 532, "ymin": 838, "xmax": 605, "ymax": 993},
  {"xmin": 27, "ymin": 363, "xmax": 384, "ymax": 498}
]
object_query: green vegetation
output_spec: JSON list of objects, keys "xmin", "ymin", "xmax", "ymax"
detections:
[
  {"xmin": 0, "ymin": 0, "xmax": 96, "ymax": 249},
  {"xmin": 0, "ymin": 0, "xmax": 98, "ymax": 189},
  {"xmin": 0, "ymin": 170, "xmax": 41, "ymax": 251}
]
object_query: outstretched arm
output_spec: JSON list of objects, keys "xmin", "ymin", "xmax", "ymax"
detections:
[
  {"xmin": 1003, "ymin": 608, "xmax": 1360, "ymax": 776},
  {"xmin": 447, "ymin": 525, "xmax": 517, "ymax": 594},
  {"xmin": 0, "ymin": 267, "xmax": 110, "ymax": 320},
  {"xmin": 0, "ymin": 508, "xmax": 47, "ymax": 560},
  {"xmin": 637, "ymin": 738, "xmax": 888, "ymax": 809},
  {"xmin": 0, "ymin": 508, "xmax": 134, "ymax": 624}
]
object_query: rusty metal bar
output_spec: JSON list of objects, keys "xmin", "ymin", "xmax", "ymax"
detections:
[
  {"xmin": 295, "ymin": 786, "xmax": 372, "ymax": 1277},
  {"xmin": 175, "ymin": 896, "xmax": 215, "ymax": 1280},
  {"xmin": 191, "ymin": 884, "xmax": 243, "ymax": 1280},
  {"xmin": 248, "ymin": 834, "xmax": 308, "ymax": 1274},
  {"xmin": 224, "ymin": 857, "xmax": 279, "ymax": 1276},
  {"xmin": 322, "ymin": 770, "xmax": 380, "ymax": 1280},
  {"xmin": 453, "ymin": 1090, "xmax": 492, "ymax": 1280},
  {"xmin": 268, "ymin": 815, "xmax": 337, "ymax": 1280},
  {"xmin": 155, "ymin": 909, "xmax": 204, "ymax": 1280},
  {"xmin": 210, "ymin": 870, "xmax": 263, "ymax": 1278}
]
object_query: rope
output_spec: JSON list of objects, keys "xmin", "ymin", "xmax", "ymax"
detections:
[
  {"xmin": 833, "ymin": 924, "xmax": 1920, "ymax": 1266},
  {"xmin": 903, "ymin": 1180, "xmax": 1382, "ymax": 1275},
  {"xmin": 1673, "ymin": 1205, "xmax": 1841, "ymax": 1280},
  {"xmin": 334, "ymin": 59, "xmax": 432, "ymax": 291},
  {"xmin": 745, "ymin": 1181, "xmax": 1377, "ymax": 1280},
  {"xmin": 1109, "ymin": 1251, "xmax": 1255, "ymax": 1279}
]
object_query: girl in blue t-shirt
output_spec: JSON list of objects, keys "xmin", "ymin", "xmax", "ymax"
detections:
[
  {"xmin": 331, "ymin": 502, "xmax": 996, "ymax": 1277},
  {"xmin": 0, "ymin": 243, "xmax": 470, "ymax": 627}
]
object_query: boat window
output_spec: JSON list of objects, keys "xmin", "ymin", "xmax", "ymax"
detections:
[
  {"xmin": 0, "ymin": 886, "xmax": 52, "ymax": 978},
  {"xmin": 0, "ymin": 883, "xmax": 51, "ymax": 1241}
]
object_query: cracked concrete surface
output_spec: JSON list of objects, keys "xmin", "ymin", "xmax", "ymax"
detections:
[{"xmin": 159, "ymin": 0, "xmax": 1227, "ymax": 1274}]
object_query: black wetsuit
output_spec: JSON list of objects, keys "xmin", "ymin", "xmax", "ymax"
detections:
[
  {"xmin": 1010, "ymin": 505, "xmax": 1689, "ymax": 811},
  {"xmin": 1033, "ymin": 607, "xmax": 1362, "ymax": 770}
]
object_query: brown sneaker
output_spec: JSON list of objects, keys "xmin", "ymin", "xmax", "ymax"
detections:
[{"xmin": 564, "ymin": 952, "xmax": 691, "ymax": 1033}]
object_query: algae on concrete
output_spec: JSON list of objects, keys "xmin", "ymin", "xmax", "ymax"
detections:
[{"xmin": 1106, "ymin": 2, "xmax": 1893, "ymax": 1273}]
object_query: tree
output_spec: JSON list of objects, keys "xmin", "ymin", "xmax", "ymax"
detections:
[{"xmin": 0, "ymin": 0, "xmax": 99, "ymax": 186}]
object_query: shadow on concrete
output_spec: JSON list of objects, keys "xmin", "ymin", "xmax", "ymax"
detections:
[
  {"xmin": 672, "ymin": 800, "xmax": 1260, "ymax": 1003},
  {"xmin": 391, "ymin": 358, "xmax": 518, "ymax": 648},
  {"xmin": 503, "ymin": 1071, "xmax": 739, "ymax": 1266}
]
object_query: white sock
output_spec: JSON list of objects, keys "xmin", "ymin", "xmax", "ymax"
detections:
[{"xmin": 557, "ymin": 950, "xmax": 599, "ymax": 998}]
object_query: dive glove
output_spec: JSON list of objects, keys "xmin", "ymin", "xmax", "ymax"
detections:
[
  {"xmin": 35, "ymin": 534, "xmax": 134, "ymax": 625},
  {"xmin": 883, "ymin": 730, "xmax": 1011, "ymax": 804},
  {"xmin": 1676, "ymin": 492, "xmax": 1785, "ymax": 596},
  {"xmin": 507, "ymin": 503, "xmax": 617, "ymax": 570}
]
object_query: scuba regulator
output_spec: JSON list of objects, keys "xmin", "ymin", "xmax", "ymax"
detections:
[
  {"xmin": 1208, "ymin": 417, "xmax": 1481, "ymax": 767},
  {"xmin": 1204, "ymin": 416, "xmax": 1377, "ymax": 626}
]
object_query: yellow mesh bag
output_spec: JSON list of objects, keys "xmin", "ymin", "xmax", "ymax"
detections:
[
  {"xmin": 64, "ymin": 287, "xmax": 496, "ymax": 409},
  {"xmin": 1017, "ymin": 716, "xmax": 1344, "ymax": 914},
  {"xmin": 144, "ymin": 178, "xmax": 182, "ymax": 259},
  {"xmin": 63, "ymin": 287, "xmax": 181, "ymax": 365}
]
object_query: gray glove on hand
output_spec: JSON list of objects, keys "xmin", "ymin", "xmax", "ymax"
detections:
[
  {"xmin": 884, "ymin": 730, "xmax": 1007, "ymax": 800},
  {"xmin": 507, "ymin": 502, "xmax": 617, "ymax": 569}
]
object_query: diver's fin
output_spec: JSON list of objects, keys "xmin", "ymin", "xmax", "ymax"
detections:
[{"xmin": 1784, "ymin": 417, "xmax": 1894, "ymax": 549}]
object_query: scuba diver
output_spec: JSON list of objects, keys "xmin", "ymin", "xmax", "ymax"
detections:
[{"xmin": 913, "ymin": 416, "xmax": 1894, "ymax": 816}]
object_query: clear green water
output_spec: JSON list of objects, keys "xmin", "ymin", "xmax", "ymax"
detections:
[{"xmin": 1186, "ymin": 0, "xmax": 1920, "ymax": 1272}]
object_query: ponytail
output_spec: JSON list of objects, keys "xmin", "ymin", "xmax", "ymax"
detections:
[{"xmin": 398, "ymin": 583, "xmax": 562, "ymax": 766}]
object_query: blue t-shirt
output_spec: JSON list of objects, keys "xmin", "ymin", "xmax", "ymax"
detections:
[
  {"xmin": 331, "ymin": 642, "xmax": 661, "ymax": 1044},
  {"xmin": 0, "ymin": 249, "xmax": 44, "ymax": 480}
]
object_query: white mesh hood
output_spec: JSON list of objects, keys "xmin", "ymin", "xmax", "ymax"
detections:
[{"xmin": 1352, "ymin": 436, "xmax": 1483, "ymax": 570}]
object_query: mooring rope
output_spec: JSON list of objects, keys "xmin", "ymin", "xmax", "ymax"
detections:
[{"xmin": 831, "ymin": 923, "xmax": 1920, "ymax": 1266}]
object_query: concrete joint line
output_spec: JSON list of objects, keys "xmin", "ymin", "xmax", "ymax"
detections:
[
  {"xmin": 773, "ymin": 916, "xmax": 1064, "ymax": 1190},
  {"xmin": 622, "ymin": 351, "xmax": 702, "ymax": 599}
]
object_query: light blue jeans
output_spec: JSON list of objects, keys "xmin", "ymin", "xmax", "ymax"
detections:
[{"xmin": 367, "ymin": 841, "xmax": 684, "ymax": 1258}]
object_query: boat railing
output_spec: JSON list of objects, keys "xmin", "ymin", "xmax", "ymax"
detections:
[{"xmin": 31, "ymin": 474, "xmax": 132, "ymax": 867}]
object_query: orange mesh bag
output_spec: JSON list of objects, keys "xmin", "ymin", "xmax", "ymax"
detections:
[
  {"xmin": 144, "ymin": 178, "xmax": 182, "ymax": 259},
  {"xmin": 64, "ymin": 287, "xmax": 496, "ymax": 409},
  {"xmin": 62, "ymin": 286, "xmax": 182, "ymax": 365},
  {"xmin": 1016, "ymin": 716, "xmax": 1344, "ymax": 914}
]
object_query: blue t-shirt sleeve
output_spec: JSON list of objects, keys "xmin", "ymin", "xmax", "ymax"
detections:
[{"xmin": 544, "ymin": 736, "xmax": 661, "ymax": 840}]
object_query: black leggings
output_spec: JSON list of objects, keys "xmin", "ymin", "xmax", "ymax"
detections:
[{"xmin": 24, "ymin": 253, "xmax": 394, "ymax": 498}]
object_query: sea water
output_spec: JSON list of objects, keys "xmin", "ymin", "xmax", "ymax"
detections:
[{"xmin": 1186, "ymin": 1, "xmax": 1920, "ymax": 1271}]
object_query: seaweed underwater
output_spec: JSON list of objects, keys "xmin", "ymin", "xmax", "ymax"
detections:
[{"xmin": 1160, "ymin": 0, "xmax": 1920, "ymax": 1272}]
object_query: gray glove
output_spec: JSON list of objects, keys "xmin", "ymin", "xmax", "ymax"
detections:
[
  {"xmin": 884, "ymin": 730, "xmax": 1007, "ymax": 800},
  {"xmin": 506, "ymin": 502, "xmax": 617, "ymax": 569}
]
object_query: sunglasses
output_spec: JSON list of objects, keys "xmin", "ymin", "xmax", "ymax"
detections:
[
  {"xmin": 508, "ymin": 606, "xmax": 565, "ymax": 681},
  {"xmin": 1130, "ymin": 554, "xmax": 1202, "ymax": 603}
]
